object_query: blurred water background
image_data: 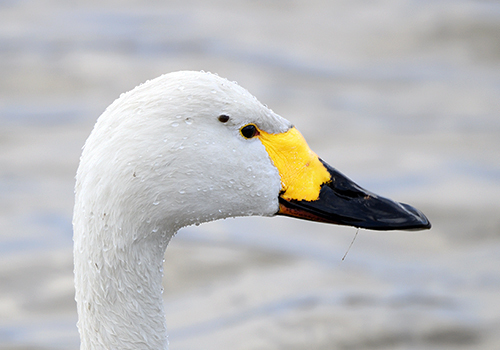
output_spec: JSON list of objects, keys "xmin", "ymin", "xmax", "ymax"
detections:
[{"xmin": 1, "ymin": 0, "xmax": 500, "ymax": 349}]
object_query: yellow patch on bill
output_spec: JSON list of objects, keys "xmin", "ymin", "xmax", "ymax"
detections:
[{"xmin": 258, "ymin": 127, "xmax": 330, "ymax": 201}]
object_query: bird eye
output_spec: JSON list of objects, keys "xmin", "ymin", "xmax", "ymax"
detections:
[
  {"xmin": 218, "ymin": 115, "xmax": 230, "ymax": 123},
  {"xmin": 240, "ymin": 124, "xmax": 259, "ymax": 139}
]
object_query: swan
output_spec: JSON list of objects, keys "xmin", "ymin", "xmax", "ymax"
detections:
[{"xmin": 73, "ymin": 70, "xmax": 430, "ymax": 349}]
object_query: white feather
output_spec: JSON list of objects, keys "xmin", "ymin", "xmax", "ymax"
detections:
[{"xmin": 73, "ymin": 71, "xmax": 292, "ymax": 349}]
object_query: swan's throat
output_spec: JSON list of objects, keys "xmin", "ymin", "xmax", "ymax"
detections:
[{"xmin": 74, "ymin": 220, "xmax": 172, "ymax": 350}]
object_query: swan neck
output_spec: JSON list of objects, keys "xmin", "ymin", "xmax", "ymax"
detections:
[{"xmin": 74, "ymin": 220, "xmax": 172, "ymax": 350}]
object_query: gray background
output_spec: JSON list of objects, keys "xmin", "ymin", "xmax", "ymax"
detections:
[{"xmin": 1, "ymin": 0, "xmax": 499, "ymax": 349}]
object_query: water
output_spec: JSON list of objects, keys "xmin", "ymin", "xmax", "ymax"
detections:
[{"xmin": 1, "ymin": 0, "xmax": 500, "ymax": 349}]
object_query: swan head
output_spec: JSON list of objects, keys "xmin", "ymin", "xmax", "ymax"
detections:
[
  {"xmin": 75, "ymin": 70, "xmax": 430, "ymax": 240},
  {"xmin": 73, "ymin": 70, "xmax": 430, "ymax": 350}
]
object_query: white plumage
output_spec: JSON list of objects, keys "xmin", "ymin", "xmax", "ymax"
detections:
[
  {"xmin": 73, "ymin": 70, "xmax": 430, "ymax": 349},
  {"xmin": 74, "ymin": 71, "xmax": 292, "ymax": 349}
]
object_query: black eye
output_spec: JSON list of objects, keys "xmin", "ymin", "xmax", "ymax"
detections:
[
  {"xmin": 240, "ymin": 124, "xmax": 259, "ymax": 139},
  {"xmin": 218, "ymin": 115, "xmax": 230, "ymax": 123}
]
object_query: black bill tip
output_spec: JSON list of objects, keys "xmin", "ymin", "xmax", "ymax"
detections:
[{"xmin": 278, "ymin": 160, "xmax": 431, "ymax": 231}]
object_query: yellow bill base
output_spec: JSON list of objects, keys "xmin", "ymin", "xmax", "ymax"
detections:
[{"xmin": 258, "ymin": 127, "xmax": 330, "ymax": 202}]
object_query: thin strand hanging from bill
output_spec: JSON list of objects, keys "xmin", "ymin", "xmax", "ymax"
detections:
[{"xmin": 342, "ymin": 228, "xmax": 359, "ymax": 261}]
